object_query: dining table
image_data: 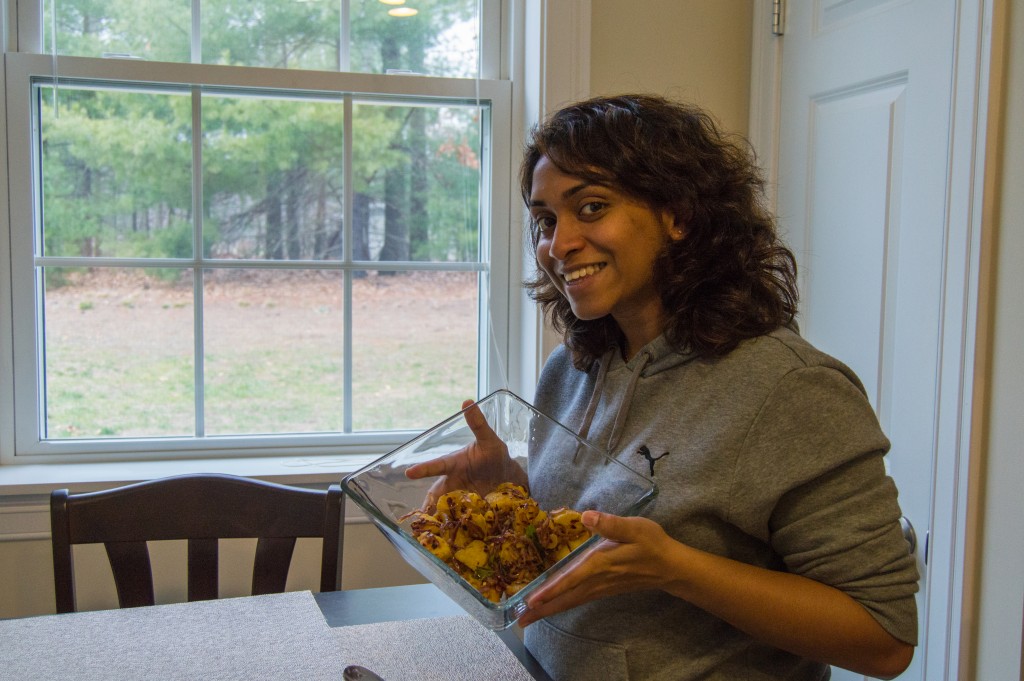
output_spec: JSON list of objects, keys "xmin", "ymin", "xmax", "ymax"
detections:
[{"xmin": 0, "ymin": 583, "xmax": 554, "ymax": 680}]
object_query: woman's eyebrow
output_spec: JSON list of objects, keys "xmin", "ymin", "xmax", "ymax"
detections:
[{"xmin": 529, "ymin": 182, "xmax": 596, "ymax": 207}]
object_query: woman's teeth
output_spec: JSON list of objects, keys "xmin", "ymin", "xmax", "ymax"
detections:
[{"xmin": 564, "ymin": 264, "xmax": 604, "ymax": 282}]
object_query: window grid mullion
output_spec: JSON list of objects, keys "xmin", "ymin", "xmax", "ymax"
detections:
[
  {"xmin": 191, "ymin": 0, "xmax": 201, "ymax": 64},
  {"xmin": 339, "ymin": 0, "xmax": 351, "ymax": 73},
  {"xmin": 192, "ymin": 85, "xmax": 205, "ymax": 437},
  {"xmin": 342, "ymin": 94, "xmax": 354, "ymax": 434}
]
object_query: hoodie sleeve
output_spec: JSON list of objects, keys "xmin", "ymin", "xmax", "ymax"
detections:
[{"xmin": 728, "ymin": 364, "xmax": 920, "ymax": 645}]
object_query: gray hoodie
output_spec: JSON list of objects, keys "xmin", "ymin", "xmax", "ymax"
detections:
[{"xmin": 523, "ymin": 326, "xmax": 918, "ymax": 681}]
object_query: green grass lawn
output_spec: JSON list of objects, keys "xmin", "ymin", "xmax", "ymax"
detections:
[{"xmin": 43, "ymin": 271, "xmax": 478, "ymax": 439}]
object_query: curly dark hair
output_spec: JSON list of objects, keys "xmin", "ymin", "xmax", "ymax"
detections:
[{"xmin": 521, "ymin": 94, "xmax": 799, "ymax": 368}]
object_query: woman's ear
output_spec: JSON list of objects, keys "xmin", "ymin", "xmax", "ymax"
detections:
[{"xmin": 665, "ymin": 211, "xmax": 686, "ymax": 241}]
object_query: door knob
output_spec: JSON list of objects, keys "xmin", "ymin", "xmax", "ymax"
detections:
[{"xmin": 899, "ymin": 516, "xmax": 916, "ymax": 555}]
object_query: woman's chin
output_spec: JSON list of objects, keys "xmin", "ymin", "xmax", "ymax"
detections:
[{"xmin": 568, "ymin": 304, "xmax": 610, "ymax": 322}]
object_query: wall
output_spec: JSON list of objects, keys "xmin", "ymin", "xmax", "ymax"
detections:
[
  {"xmin": 0, "ymin": 1, "xmax": 757, "ymax": 619},
  {"xmin": 969, "ymin": 0, "xmax": 1024, "ymax": 677},
  {"xmin": 590, "ymin": 0, "xmax": 753, "ymax": 135}
]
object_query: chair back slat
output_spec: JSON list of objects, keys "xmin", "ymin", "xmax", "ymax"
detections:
[
  {"xmin": 187, "ymin": 537, "xmax": 220, "ymax": 601},
  {"xmin": 252, "ymin": 536, "xmax": 298, "ymax": 595},
  {"xmin": 49, "ymin": 474, "xmax": 345, "ymax": 613},
  {"xmin": 105, "ymin": 541, "xmax": 156, "ymax": 608}
]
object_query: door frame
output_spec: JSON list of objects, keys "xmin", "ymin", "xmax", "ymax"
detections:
[{"xmin": 747, "ymin": 1, "xmax": 996, "ymax": 678}]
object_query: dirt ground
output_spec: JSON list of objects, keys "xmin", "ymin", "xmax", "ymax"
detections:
[{"xmin": 46, "ymin": 267, "xmax": 477, "ymax": 347}]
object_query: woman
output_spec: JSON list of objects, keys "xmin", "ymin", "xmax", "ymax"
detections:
[{"xmin": 411, "ymin": 94, "xmax": 918, "ymax": 680}]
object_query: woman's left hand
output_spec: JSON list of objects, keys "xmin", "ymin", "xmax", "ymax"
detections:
[{"xmin": 517, "ymin": 511, "xmax": 672, "ymax": 627}]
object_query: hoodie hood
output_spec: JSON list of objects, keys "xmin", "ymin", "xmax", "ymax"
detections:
[{"xmin": 576, "ymin": 335, "xmax": 698, "ymax": 453}]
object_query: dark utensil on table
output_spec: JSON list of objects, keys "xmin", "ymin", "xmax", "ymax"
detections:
[{"xmin": 344, "ymin": 665, "xmax": 386, "ymax": 681}]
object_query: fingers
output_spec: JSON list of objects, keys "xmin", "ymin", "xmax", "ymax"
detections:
[
  {"xmin": 462, "ymin": 399, "xmax": 505, "ymax": 445},
  {"xmin": 405, "ymin": 456, "xmax": 449, "ymax": 480},
  {"xmin": 519, "ymin": 521, "xmax": 603, "ymax": 617},
  {"xmin": 406, "ymin": 399, "xmax": 479, "ymax": 481},
  {"xmin": 519, "ymin": 562, "xmax": 593, "ymax": 627},
  {"xmin": 522, "ymin": 539, "xmax": 600, "ymax": 605},
  {"xmin": 406, "ymin": 399, "xmax": 495, "ymax": 481},
  {"xmin": 579, "ymin": 510, "xmax": 624, "ymax": 542},
  {"xmin": 518, "ymin": 515, "xmax": 668, "ymax": 627},
  {"xmin": 583, "ymin": 511, "xmax": 660, "ymax": 545}
]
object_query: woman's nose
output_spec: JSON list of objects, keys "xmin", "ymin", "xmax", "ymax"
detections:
[{"xmin": 546, "ymin": 220, "xmax": 583, "ymax": 260}]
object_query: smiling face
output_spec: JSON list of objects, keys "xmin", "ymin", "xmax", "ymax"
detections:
[{"xmin": 529, "ymin": 156, "xmax": 682, "ymax": 358}]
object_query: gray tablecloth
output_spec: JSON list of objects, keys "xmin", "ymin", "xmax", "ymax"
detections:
[
  {"xmin": 331, "ymin": 615, "xmax": 534, "ymax": 681},
  {"xmin": 0, "ymin": 591, "xmax": 535, "ymax": 681}
]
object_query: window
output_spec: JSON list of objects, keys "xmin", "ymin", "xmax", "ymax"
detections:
[{"xmin": 1, "ymin": 0, "xmax": 518, "ymax": 463}]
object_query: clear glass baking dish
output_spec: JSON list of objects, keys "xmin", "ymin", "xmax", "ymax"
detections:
[{"xmin": 340, "ymin": 389, "xmax": 658, "ymax": 630}]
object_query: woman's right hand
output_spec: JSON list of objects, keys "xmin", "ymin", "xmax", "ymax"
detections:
[{"xmin": 405, "ymin": 399, "xmax": 528, "ymax": 509}]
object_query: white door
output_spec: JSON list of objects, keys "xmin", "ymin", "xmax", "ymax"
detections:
[{"xmin": 773, "ymin": 2, "xmax": 965, "ymax": 680}]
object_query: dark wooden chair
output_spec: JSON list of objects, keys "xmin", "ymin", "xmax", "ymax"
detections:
[{"xmin": 50, "ymin": 473, "xmax": 345, "ymax": 613}]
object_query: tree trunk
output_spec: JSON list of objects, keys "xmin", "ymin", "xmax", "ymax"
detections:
[
  {"xmin": 352, "ymin": 191, "xmax": 370, "ymax": 261},
  {"xmin": 285, "ymin": 167, "xmax": 302, "ymax": 259},
  {"xmin": 378, "ymin": 165, "xmax": 408, "ymax": 267},
  {"xmin": 377, "ymin": 38, "xmax": 408, "ymax": 271},
  {"xmin": 313, "ymin": 178, "xmax": 328, "ymax": 259},
  {"xmin": 409, "ymin": 107, "xmax": 428, "ymax": 260},
  {"xmin": 265, "ymin": 179, "xmax": 283, "ymax": 259}
]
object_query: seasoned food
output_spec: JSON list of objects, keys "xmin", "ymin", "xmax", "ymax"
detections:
[{"xmin": 403, "ymin": 483, "xmax": 592, "ymax": 602}]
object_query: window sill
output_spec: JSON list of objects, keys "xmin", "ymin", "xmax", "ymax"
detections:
[{"xmin": 0, "ymin": 454, "xmax": 380, "ymax": 497}]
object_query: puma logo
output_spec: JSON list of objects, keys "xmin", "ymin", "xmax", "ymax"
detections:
[{"xmin": 637, "ymin": 445, "xmax": 669, "ymax": 476}]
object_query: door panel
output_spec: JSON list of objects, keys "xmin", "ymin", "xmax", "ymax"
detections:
[
  {"xmin": 803, "ymin": 79, "xmax": 906, "ymax": 414},
  {"xmin": 776, "ymin": 1, "xmax": 958, "ymax": 679}
]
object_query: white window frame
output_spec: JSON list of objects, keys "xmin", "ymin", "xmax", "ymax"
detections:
[{"xmin": 0, "ymin": 0, "xmax": 591, "ymax": 478}]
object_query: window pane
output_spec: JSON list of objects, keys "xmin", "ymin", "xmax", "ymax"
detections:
[
  {"xmin": 350, "ymin": 0, "xmax": 480, "ymax": 78},
  {"xmin": 351, "ymin": 270, "xmax": 477, "ymax": 431},
  {"xmin": 353, "ymin": 101, "xmax": 481, "ymax": 263},
  {"xmin": 42, "ymin": 267, "xmax": 195, "ymax": 438},
  {"xmin": 39, "ymin": 85, "xmax": 194, "ymax": 259},
  {"xmin": 202, "ymin": 93, "xmax": 345, "ymax": 260},
  {"xmin": 202, "ymin": 0, "xmax": 342, "ymax": 70},
  {"xmin": 45, "ymin": 0, "xmax": 481, "ymax": 78},
  {"xmin": 203, "ymin": 268, "xmax": 344, "ymax": 435},
  {"xmin": 46, "ymin": 0, "xmax": 191, "ymax": 62}
]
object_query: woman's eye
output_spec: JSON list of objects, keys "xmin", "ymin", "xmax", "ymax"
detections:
[
  {"xmin": 580, "ymin": 201, "xmax": 606, "ymax": 217},
  {"xmin": 534, "ymin": 216, "xmax": 555, "ymax": 234}
]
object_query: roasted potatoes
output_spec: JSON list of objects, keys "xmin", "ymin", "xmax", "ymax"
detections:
[{"xmin": 404, "ymin": 483, "xmax": 592, "ymax": 602}]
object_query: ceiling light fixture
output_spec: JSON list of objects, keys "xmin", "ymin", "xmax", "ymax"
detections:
[
  {"xmin": 388, "ymin": 7, "xmax": 418, "ymax": 16},
  {"xmin": 378, "ymin": 0, "xmax": 405, "ymax": 5}
]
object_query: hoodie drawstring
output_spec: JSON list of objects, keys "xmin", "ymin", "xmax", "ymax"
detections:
[
  {"xmin": 577, "ymin": 347, "xmax": 653, "ymax": 455},
  {"xmin": 606, "ymin": 350, "xmax": 651, "ymax": 453},
  {"xmin": 577, "ymin": 348, "xmax": 614, "ymax": 442}
]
